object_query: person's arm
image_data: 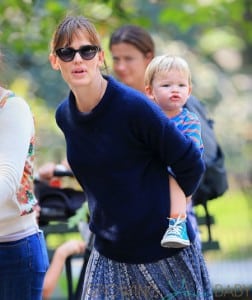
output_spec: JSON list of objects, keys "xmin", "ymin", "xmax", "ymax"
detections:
[
  {"xmin": 37, "ymin": 159, "xmax": 70, "ymax": 182},
  {"xmin": 0, "ymin": 95, "xmax": 34, "ymax": 201},
  {"xmin": 132, "ymin": 98, "xmax": 205, "ymax": 197},
  {"xmin": 43, "ymin": 240, "xmax": 85, "ymax": 299}
]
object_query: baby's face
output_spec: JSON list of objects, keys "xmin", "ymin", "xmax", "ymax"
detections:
[{"xmin": 150, "ymin": 70, "xmax": 192, "ymax": 117}]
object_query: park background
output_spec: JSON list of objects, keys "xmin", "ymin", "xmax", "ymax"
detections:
[{"xmin": 1, "ymin": 0, "xmax": 251, "ymax": 299}]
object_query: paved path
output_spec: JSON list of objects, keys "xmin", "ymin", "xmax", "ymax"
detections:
[
  {"xmin": 207, "ymin": 259, "xmax": 252, "ymax": 286},
  {"xmin": 207, "ymin": 259, "xmax": 252, "ymax": 298}
]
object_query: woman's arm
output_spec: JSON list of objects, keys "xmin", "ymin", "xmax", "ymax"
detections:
[
  {"xmin": 0, "ymin": 96, "xmax": 34, "ymax": 201},
  {"xmin": 132, "ymin": 98, "xmax": 205, "ymax": 196}
]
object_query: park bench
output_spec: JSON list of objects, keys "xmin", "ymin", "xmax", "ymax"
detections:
[{"xmin": 195, "ymin": 203, "xmax": 220, "ymax": 252}]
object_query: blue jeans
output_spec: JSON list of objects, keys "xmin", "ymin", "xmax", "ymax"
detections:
[{"xmin": 0, "ymin": 231, "xmax": 49, "ymax": 300}]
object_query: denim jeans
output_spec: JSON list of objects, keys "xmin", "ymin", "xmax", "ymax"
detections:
[{"xmin": 0, "ymin": 231, "xmax": 49, "ymax": 300}]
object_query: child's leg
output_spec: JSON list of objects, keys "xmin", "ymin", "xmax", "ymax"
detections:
[
  {"xmin": 169, "ymin": 175, "xmax": 187, "ymax": 218},
  {"xmin": 160, "ymin": 175, "xmax": 190, "ymax": 248}
]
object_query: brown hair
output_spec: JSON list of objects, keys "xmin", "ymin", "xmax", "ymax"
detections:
[
  {"xmin": 50, "ymin": 15, "xmax": 102, "ymax": 53},
  {"xmin": 109, "ymin": 25, "xmax": 155, "ymax": 58}
]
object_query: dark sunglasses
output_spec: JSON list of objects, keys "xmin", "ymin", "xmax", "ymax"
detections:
[{"xmin": 55, "ymin": 45, "xmax": 101, "ymax": 62}]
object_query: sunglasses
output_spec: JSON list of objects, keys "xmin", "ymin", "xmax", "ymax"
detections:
[{"xmin": 55, "ymin": 45, "xmax": 101, "ymax": 62}]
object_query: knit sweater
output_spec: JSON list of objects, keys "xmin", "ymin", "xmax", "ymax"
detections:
[
  {"xmin": 0, "ymin": 88, "xmax": 38, "ymax": 240},
  {"xmin": 56, "ymin": 76, "xmax": 205, "ymax": 263}
]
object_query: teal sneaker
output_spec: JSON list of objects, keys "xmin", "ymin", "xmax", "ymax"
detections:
[{"xmin": 161, "ymin": 216, "xmax": 190, "ymax": 248}]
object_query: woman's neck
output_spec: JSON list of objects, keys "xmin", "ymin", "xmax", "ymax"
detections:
[
  {"xmin": 73, "ymin": 76, "xmax": 107, "ymax": 113},
  {"xmin": 133, "ymin": 82, "xmax": 145, "ymax": 94}
]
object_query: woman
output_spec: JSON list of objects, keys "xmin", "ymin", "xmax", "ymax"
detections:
[
  {"xmin": 49, "ymin": 15, "xmax": 212, "ymax": 299},
  {"xmin": 109, "ymin": 24, "xmax": 154, "ymax": 93},
  {"xmin": 0, "ymin": 51, "xmax": 49, "ymax": 299}
]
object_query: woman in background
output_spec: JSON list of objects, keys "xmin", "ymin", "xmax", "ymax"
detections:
[{"xmin": 109, "ymin": 25, "xmax": 154, "ymax": 93}]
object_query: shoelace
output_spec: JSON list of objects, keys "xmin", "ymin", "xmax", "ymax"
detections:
[{"xmin": 165, "ymin": 216, "xmax": 185, "ymax": 236}]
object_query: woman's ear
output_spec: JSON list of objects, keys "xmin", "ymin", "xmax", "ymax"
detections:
[
  {"xmin": 98, "ymin": 49, "xmax": 105, "ymax": 68},
  {"xmin": 49, "ymin": 53, "xmax": 60, "ymax": 70},
  {"xmin": 145, "ymin": 51, "xmax": 154, "ymax": 64}
]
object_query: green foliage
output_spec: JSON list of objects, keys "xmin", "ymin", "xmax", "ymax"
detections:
[
  {"xmin": 68, "ymin": 202, "xmax": 89, "ymax": 229},
  {"xmin": 199, "ymin": 28, "xmax": 245, "ymax": 54}
]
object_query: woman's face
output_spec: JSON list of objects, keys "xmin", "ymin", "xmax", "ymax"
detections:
[
  {"xmin": 110, "ymin": 42, "xmax": 152, "ymax": 92},
  {"xmin": 49, "ymin": 31, "xmax": 104, "ymax": 90}
]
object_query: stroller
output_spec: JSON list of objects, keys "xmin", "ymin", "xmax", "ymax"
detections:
[
  {"xmin": 34, "ymin": 169, "xmax": 85, "ymax": 225},
  {"xmin": 34, "ymin": 170, "xmax": 94, "ymax": 300}
]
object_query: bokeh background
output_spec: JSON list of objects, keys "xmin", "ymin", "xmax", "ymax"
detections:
[{"xmin": 1, "ymin": 0, "xmax": 251, "ymax": 298}]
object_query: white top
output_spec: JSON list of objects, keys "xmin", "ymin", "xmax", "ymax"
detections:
[{"xmin": 0, "ymin": 87, "xmax": 38, "ymax": 240}]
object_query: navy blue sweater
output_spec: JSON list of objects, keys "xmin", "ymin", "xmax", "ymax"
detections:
[{"xmin": 56, "ymin": 76, "xmax": 205, "ymax": 263}]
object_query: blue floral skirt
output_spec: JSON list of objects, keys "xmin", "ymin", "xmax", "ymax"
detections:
[{"xmin": 81, "ymin": 241, "xmax": 213, "ymax": 300}]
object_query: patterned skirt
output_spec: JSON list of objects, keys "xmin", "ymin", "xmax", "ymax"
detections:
[{"xmin": 81, "ymin": 241, "xmax": 213, "ymax": 300}]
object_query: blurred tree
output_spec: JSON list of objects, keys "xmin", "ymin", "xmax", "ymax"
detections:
[
  {"xmin": 0, "ymin": 0, "xmax": 251, "ymax": 182},
  {"xmin": 1, "ymin": 0, "xmax": 251, "ymax": 103}
]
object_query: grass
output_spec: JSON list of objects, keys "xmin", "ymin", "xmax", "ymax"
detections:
[{"xmin": 195, "ymin": 187, "xmax": 252, "ymax": 261}]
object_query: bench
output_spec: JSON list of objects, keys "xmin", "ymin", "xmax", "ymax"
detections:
[{"xmin": 196, "ymin": 208, "xmax": 220, "ymax": 252}]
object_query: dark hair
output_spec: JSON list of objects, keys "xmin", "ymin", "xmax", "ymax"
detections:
[
  {"xmin": 50, "ymin": 15, "xmax": 101, "ymax": 53},
  {"xmin": 109, "ymin": 25, "xmax": 155, "ymax": 57}
]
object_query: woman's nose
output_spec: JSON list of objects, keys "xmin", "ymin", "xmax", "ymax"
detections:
[{"xmin": 73, "ymin": 52, "xmax": 83, "ymax": 62}]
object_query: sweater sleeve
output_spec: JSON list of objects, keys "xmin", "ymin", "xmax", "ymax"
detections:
[
  {"xmin": 0, "ymin": 96, "xmax": 34, "ymax": 204},
  {"xmin": 131, "ymin": 98, "xmax": 205, "ymax": 197}
]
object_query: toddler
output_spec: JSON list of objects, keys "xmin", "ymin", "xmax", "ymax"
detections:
[{"xmin": 145, "ymin": 55, "xmax": 203, "ymax": 248}]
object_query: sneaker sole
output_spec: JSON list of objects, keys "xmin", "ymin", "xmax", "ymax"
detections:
[{"xmin": 161, "ymin": 238, "xmax": 190, "ymax": 248}]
